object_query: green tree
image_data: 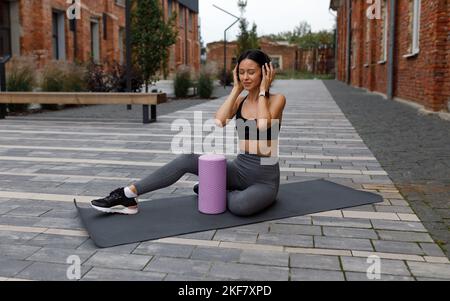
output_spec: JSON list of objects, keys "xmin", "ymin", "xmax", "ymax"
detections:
[
  {"xmin": 261, "ymin": 21, "xmax": 333, "ymax": 49},
  {"xmin": 235, "ymin": 0, "xmax": 259, "ymax": 56},
  {"xmin": 131, "ymin": 0, "xmax": 178, "ymax": 91}
]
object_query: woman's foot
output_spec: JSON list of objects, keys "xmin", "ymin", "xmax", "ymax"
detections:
[
  {"xmin": 91, "ymin": 187, "xmax": 138, "ymax": 215},
  {"xmin": 193, "ymin": 183, "xmax": 199, "ymax": 195}
]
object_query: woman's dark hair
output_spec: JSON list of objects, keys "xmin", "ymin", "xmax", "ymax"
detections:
[{"xmin": 236, "ymin": 49, "xmax": 272, "ymax": 82}]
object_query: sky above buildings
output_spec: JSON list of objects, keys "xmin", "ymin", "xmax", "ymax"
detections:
[{"xmin": 199, "ymin": 0, "xmax": 336, "ymax": 45}]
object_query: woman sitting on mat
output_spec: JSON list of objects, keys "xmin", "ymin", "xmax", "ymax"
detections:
[{"xmin": 91, "ymin": 49, "xmax": 286, "ymax": 216}]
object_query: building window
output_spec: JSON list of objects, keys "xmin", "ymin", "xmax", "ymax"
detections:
[
  {"xmin": 52, "ymin": 11, "xmax": 66, "ymax": 60},
  {"xmin": 351, "ymin": 37, "xmax": 356, "ymax": 68},
  {"xmin": 188, "ymin": 11, "xmax": 193, "ymax": 31},
  {"xmin": 0, "ymin": 1, "xmax": 11, "ymax": 57},
  {"xmin": 91, "ymin": 19, "xmax": 100, "ymax": 62},
  {"xmin": 365, "ymin": 10, "xmax": 371, "ymax": 66},
  {"xmin": 411, "ymin": 0, "xmax": 421, "ymax": 54},
  {"xmin": 168, "ymin": 0, "xmax": 173, "ymax": 18},
  {"xmin": 270, "ymin": 56, "xmax": 282, "ymax": 70},
  {"xmin": 179, "ymin": 6, "xmax": 184, "ymax": 27},
  {"xmin": 379, "ymin": 0, "xmax": 388, "ymax": 63},
  {"xmin": 119, "ymin": 27, "xmax": 125, "ymax": 64},
  {"xmin": 115, "ymin": 0, "xmax": 125, "ymax": 6}
]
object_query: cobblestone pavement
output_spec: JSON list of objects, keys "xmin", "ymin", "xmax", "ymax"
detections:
[
  {"xmin": 0, "ymin": 80, "xmax": 449, "ymax": 281},
  {"xmin": 323, "ymin": 80, "xmax": 450, "ymax": 259}
]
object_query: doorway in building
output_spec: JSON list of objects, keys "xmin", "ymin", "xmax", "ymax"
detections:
[{"xmin": 0, "ymin": 0, "xmax": 11, "ymax": 57}]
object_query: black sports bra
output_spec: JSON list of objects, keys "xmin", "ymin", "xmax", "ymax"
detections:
[{"xmin": 235, "ymin": 95, "xmax": 281, "ymax": 141}]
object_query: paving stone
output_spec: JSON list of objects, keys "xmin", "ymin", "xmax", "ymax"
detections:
[
  {"xmin": 312, "ymin": 216, "xmax": 373, "ymax": 229},
  {"xmin": 0, "ymin": 257, "xmax": 33, "ymax": 277},
  {"xmin": 208, "ymin": 262, "xmax": 289, "ymax": 281},
  {"xmin": 345, "ymin": 272, "xmax": 414, "ymax": 281},
  {"xmin": 163, "ymin": 274, "xmax": 210, "ymax": 281},
  {"xmin": 133, "ymin": 242, "xmax": 195, "ymax": 258},
  {"xmin": 376, "ymin": 230, "xmax": 434, "ymax": 242},
  {"xmin": 16, "ymin": 262, "xmax": 91, "ymax": 281},
  {"xmin": 27, "ymin": 247, "xmax": 96, "ymax": 265},
  {"xmin": 28, "ymin": 234, "xmax": 88, "ymax": 249},
  {"xmin": 314, "ymin": 236, "xmax": 373, "ymax": 251},
  {"xmin": 340, "ymin": 256, "xmax": 411, "ymax": 276},
  {"xmin": 0, "ymin": 231, "xmax": 41, "ymax": 244},
  {"xmin": 232, "ymin": 222, "xmax": 270, "ymax": 233},
  {"xmin": 372, "ymin": 241, "xmax": 424, "ymax": 255},
  {"xmin": 177, "ymin": 230, "xmax": 216, "ymax": 240},
  {"xmin": 419, "ymin": 243, "xmax": 446, "ymax": 257},
  {"xmin": 81, "ymin": 267, "xmax": 165, "ymax": 281},
  {"xmin": 84, "ymin": 252, "xmax": 152, "ymax": 271},
  {"xmin": 257, "ymin": 233, "xmax": 313, "ymax": 248},
  {"xmin": 191, "ymin": 246, "xmax": 241, "ymax": 263},
  {"xmin": 407, "ymin": 262, "xmax": 450, "ymax": 279},
  {"xmin": 32, "ymin": 217, "xmax": 83, "ymax": 230},
  {"xmin": 239, "ymin": 250, "xmax": 289, "ymax": 267},
  {"xmin": 371, "ymin": 220, "xmax": 428, "ymax": 232},
  {"xmin": 323, "ymin": 227, "xmax": 378, "ymax": 239},
  {"xmin": 0, "ymin": 244, "xmax": 41, "ymax": 260},
  {"xmin": 290, "ymin": 254, "xmax": 341, "ymax": 271},
  {"xmin": 415, "ymin": 277, "xmax": 450, "ymax": 281},
  {"xmin": 144, "ymin": 257, "xmax": 211, "ymax": 278},
  {"xmin": 375, "ymin": 205, "xmax": 414, "ymax": 214},
  {"xmin": 290, "ymin": 268, "xmax": 345, "ymax": 281},
  {"xmin": 213, "ymin": 230, "xmax": 258, "ymax": 243},
  {"xmin": 274, "ymin": 216, "xmax": 312, "ymax": 225},
  {"xmin": 269, "ymin": 223, "xmax": 322, "ymax": 236}
]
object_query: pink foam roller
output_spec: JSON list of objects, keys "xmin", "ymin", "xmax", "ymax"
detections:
[{"xmin": 198, "ymin": 154, "xmax": 227, "ymax": 214}]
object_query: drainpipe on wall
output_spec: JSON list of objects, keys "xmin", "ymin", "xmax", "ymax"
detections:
[
  {"xmin": 387, "ymin": 0, "xmax": 396, "ymax": 100},
  {"xmin": 345, "ymin": 0, "xmax": 352, "ymax": 84}
]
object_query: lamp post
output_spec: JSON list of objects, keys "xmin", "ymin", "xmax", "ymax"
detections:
[
  {"xmin": 213, "ymin": 5, "xmax": 240, "ymax": 89},
  {"xmin": 126, "ymin": 0, "xmax": 132, "ymax": 111}
]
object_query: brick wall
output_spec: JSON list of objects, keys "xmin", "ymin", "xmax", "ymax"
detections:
[
  {"xmin": 206, "ymin": 39, "xmax": 305, "ymax": 73},
  {"xmin": 13, "ymin": 0, "xmax": 200, "ymax": 76},
  {"xmin": 332, "ymin": 0, "xmax": 449, "ymax": 112}
]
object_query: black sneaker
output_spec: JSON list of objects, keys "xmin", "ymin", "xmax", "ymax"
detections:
[
  {"xmin": 91, "ymin": 187, "xmax": 138, "ymax": 215},
  {"xmin": 193, "ymin": 183, "xmax": 199, "ymax": 195}
]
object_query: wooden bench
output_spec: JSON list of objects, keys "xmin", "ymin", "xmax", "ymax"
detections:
[{"xmin": 0, "ymin": 92, "xmax": 167, "ymax": 124}]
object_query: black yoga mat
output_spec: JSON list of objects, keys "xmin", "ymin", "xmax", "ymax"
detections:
[{"xmin": 75, "ymin": 178, "xmax": 383, "ymax": 248}]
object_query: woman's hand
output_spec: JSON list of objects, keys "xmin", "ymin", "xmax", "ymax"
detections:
[
  {"xmin": 260, "ymin": 62, "xmax": 275, "ymax": 92},
  {"xmin": 232, "ymin": 65, "xmax": 244, "ymax": 93}
]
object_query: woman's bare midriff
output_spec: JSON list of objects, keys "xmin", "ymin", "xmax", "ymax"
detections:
[{"xmin": 239, "ymin": 139, "xmax": 279, "ymax": 157}]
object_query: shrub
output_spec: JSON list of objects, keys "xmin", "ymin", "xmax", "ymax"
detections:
[
  {"xmin": 40, "ymin": 61, "xmax": 66, "ymax": 110},
  {"xmin": 218, "ymin": 68, "xmax": 233, "ymax": 86},
  {"xmin": 63, "ymin": 62, "xmax": 87, "ymax": 92},
  {"xmin": 108, "ymin": 61, "xmax": 144, "ymax": 92},
  {"xmin": 5, "ymin": 56, "xmax": 36, "ymax": 112},
  {"xmin": 197, "ymin": 64, "xmax": 215, "ymax": 99},
  {"xmin": 85, "ymin": 60, "xmax": 111, "ymax": 92},
  {"xmin": 174, "ymin": 65, "xmax": 192, "ymax": 98}
]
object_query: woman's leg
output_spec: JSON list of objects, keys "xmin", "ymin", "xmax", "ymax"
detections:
[
  {"xmin": 227, "ymin": 183, "xmax": 278, "ymax": 216},
  {"xmin": 132, "ymin": 153, "xmax": 201, "ymax": 196}
]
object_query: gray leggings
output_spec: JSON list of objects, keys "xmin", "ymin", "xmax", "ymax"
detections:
[{"xmin": 133, "ymin": 153, "xmax": 280, "ymax": 216}]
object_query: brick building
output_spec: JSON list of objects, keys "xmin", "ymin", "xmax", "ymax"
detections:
[
  {"xmin": 331, "ymin": 0, "xmax": 450, "ymax": 112},
  {"xmin": 206, "ymin": 38, "xmax": 300, "ymax": 73},
  {"xmin": 0, "ymin": 0, "xmax": 200, "ymax": 75},
  {"xmin": 206, "ymin": 37, "xmax": 335, "ymax": 75}
]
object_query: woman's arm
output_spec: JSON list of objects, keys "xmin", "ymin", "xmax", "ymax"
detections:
[
  {"xmin": 215, "ymin": 65, "xmax": 244, "ymax": 128},
  {"xmin": 214, "ymin": 87, "xmax": 242, "ymax": 128}
]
